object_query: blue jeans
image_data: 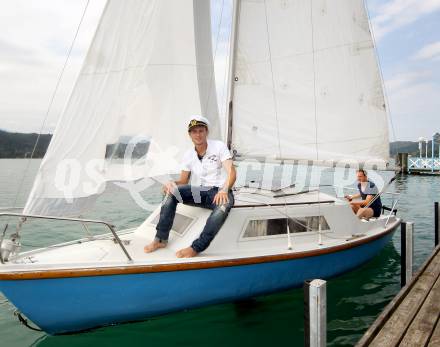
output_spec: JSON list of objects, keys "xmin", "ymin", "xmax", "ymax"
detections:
[{"xmin": 155, "ymin": 185, "xmax": 234, "ymax": 253}]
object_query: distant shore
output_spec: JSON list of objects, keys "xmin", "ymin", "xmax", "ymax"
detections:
[
  {"xmin": 0, "ymin": 129, "xmax": 430, "ymax": 159},
  {"xmin": 0, "ymin": 130, "xmax": 51, "ymax": 159}
]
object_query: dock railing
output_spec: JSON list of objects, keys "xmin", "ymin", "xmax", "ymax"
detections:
[{"xmin": 408, "ymin": 157, "xmax": 440, "ymax": 172}]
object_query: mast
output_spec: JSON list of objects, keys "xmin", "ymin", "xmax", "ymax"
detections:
[{"xmin": 225, "ymin": 0, "xmax": 240, "ymax": 150}]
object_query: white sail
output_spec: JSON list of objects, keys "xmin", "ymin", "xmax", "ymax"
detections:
[
  {"xmin": 24, "ymin": 0, "xmax": 220, "ymax": 216},
  {"xmin": 230, "ymin": 0, "xmax": 389, "ymax": 164}
]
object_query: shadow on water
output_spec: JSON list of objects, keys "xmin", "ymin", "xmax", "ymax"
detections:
[{"xmin": 30, "ymin": 242, "xmax": 400, "ymax": 347}]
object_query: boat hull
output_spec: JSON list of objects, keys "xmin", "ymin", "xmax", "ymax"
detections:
[{"xmin": 0, "ymin": 230, "xmax": 395, "ymax": 334}]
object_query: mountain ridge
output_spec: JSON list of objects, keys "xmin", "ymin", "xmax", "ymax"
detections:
[
  {"xmin": 0, "ymin": 130, "xmax": 52, "ymax": 158},
  {"xmin": 0, "ymin": 130, "xmax": 435, "ymax": 159}
]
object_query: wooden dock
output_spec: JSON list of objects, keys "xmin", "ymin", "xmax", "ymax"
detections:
[
  {"xmin": 396, "ymin": 153, "xmax": 440, "ymax": 175},
  {"xmin": 407, "ymin": 170, "xmax": 440, "ymax": 176},
  {"xmin": 356, "ymin": 245, "xmax": 440, "ymax": 346}
]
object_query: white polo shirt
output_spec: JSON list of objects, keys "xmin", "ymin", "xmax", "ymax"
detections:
[{"xmin": 181, "ymin": 139, "xmax": 232, "ymax": 187}]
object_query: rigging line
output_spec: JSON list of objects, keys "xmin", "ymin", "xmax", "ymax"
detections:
[
  {"xmin": 263, "ymin": 0, "xmax": 282, "ymax": 159},
  {"xmin": 14, "ymin": 311, "xmax": 43, "ymax": 332},
  {"xmin": 234, "ymin": 196, "xmax": 316, "ymax": 233},
  {"xmin": 236, "ymin": 194, "xmax": 373, "ymax": 241},
  {"xmin": 363, "ymin": 0, "xmax": 397, "ymax": 143},
  {"xmin": 12, "ymin": 0, "xmax": 91, "ymax": 208},
  {"xmin": 309, "ymin": 1, "xmax": 319, "ymax": 163},
  {"xmin": 225, "ymin": 0, "xmax": 240, "ymax": 147},
  {"xmin": 80, "ymin": 63, "xmax": 199, "ymax": 76},
  {"xmin": 221, "ymin": 49, "xmax": 229, "ymax": 119},
  {"xmin": 240, "ymin": 39, "xmax": 374, "ymax": 65},
  {"xmin": 283, "ymin": 190, "xmax": 292, "ymax": 249},
  {"xmin": 310, "ymin": 0, "xmax": 322, "ymax": 244},
  {"xmin": 203, "ymin": 0, "xmax": 225, "ymax": 119},
  {"xmin": 234, "ymin": 194, "xmax": 348, "ymax": 239}
]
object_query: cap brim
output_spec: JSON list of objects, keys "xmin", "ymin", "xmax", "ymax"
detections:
[{"xmin": 188, "ymin": 122, "xmax": 208, "ymax": 130}]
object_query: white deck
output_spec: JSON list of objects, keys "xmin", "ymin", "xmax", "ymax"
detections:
[{"xmin": 0, "ymin": 191, "xmax": 400, "ymax": 273}]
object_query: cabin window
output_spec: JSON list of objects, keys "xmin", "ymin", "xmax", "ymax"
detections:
[
  {"xmin": 151, "ymin": 213, "xmax": 193, "ymax": 235},
  {"xmin": 243, "ymin": 216, "xmax": 330, "ymax": 238}
]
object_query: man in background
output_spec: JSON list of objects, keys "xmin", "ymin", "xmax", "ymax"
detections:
[{"xmin": 345, "ymin": 169, "xmax": 382, "ymax": 219}]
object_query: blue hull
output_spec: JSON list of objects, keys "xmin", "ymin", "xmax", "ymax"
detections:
[{"xmin": 0, "ymin": 232, "xmax": 394, "ymax": 334}]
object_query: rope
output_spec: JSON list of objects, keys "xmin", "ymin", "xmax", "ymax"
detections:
[
  {"xmin": 0, "ymin": 207, "xmax": 25, "ymax": 211},
  {"xmin": 14, "ymin": 311, "xmax": 43, "ymax": 332},
  {"xmin": 309, "ymin": 1, "xmax": 319, "ymax": 162},
  {"xmin": 0, "ymin": 224, "xmax": 7, "ymax": 264},
  {"xmin": 263, "ymin": 0, "xmax": 294, "ymax": 248},
  {"xmin": 309, "ymin": 0, "xmax": 323, "ymax": 244},
  {"xmin": 234, "ymin": 194, "xmax": 371, "ymax": 241},
  {"xmin": 12, "ymin": 0, "xmax": 91, "ymax": 208},
  {"xmin": 364, "ymin": 176, "xmax": 396, "ymax": 209},
  {"xmin": 263, "ymin": 0, "xmax": 282, "ymax": 159},
  {"xmin": 221, "ymin": 3, "xmax": 233, "ymax": 123},
  {"xmin": 235, "ymin": 195, "xmax": 311, "ymax": 231}
]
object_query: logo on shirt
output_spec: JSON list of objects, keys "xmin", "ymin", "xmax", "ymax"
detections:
[{"xmin": 207, "ymin": 154, "xmax": 218, "ymax": 163}]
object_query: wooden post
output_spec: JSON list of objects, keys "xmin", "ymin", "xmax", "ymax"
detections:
[
  {"xmin": 304, "ymin": 279, "xmax": 327, "ymax": 347},
  {"xmin": 396, "ymin": 153, "xmax": 408, "ymax": 174},
  {"xmin": 435, "ymin": 202, "xmax": 439, "ymax": 247},
  {"xmin": 401, "ymin": 222, "xmax": 414, "ymax": 287}
]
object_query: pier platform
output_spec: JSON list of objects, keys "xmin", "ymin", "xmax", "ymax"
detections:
[
  {"xmin": 396, "ymin": 153, "xmax": 440, "ymax": 175},
  {"xmin": 406, "ymin": 170, "xmax": 440, "ymax": 176},
  {"xmin": 356, "ymin": 245, "xmax": 440, "ymax": 346}
]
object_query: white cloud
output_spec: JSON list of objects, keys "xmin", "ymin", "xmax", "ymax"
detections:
[
  {"xmin": 412, "ymin": 41, "xmax": 440, "ymax": 61},
  {"xmin": 0, "ymin": 0, "xmax": 233, "ymax": 134},
  {"xmin": 385, "ymin": 71, "xmax": 440, "ymax": 140},
  {"xmin": 370, "ymin": 0, "xmax": 440, "ymax": 40},
  {"xmin": 385, "ymin": 71, "xmax": 433, "ymax": 94},
  {"xmin": 388, "ymin": 82, "xmax": 440, "ymax": 140},
  {"xmin": 0, "ymin": 0, "xmax": 106, "ymax": 133},
  {"xmin": 0, "ymin": 0, "xmax": 437, "ymax": 143}
]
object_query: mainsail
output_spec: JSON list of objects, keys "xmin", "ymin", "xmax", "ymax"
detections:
[
  {"xmin": 24, "ymin": 0, "xmax": 220, "ymax": 216},
  {"xmin": 24, "ymin": 0, "xmax": 391, "ymax": 217},
  {"xmin": 229, "ymin": 0, "xmax": 389, "ymax": 164}
]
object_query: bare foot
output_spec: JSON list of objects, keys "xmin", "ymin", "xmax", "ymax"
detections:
[
  {"xmin": 144, "ymin": 240, "xmax": 167, "ymax": 253},
  {"xmin": 176, "ymin": 247, "xmax": 198, "ymax": 258}
]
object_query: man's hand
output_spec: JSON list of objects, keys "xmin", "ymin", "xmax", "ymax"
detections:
[
  {"xmin": 163, "ymin": 181, "xmax": 177, "ymax": 195},
  {"xmin": 213, "ymin": 190, "xmax": 229, "ymax": 205}
]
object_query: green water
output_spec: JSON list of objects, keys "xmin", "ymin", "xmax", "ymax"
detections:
[{"xmin": 0, "ymin": 159, "xmax": 438, "ymax": 346}]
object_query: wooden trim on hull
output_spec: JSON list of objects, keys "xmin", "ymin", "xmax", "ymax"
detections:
[{"xmin": 0, "ymin": 221, "xmax": 400, "ymax": 281}]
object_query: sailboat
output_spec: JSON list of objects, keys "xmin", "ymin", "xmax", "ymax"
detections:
[{"xmin": 0, "ymin": 0, "xmax": 400, "ymax": 335}]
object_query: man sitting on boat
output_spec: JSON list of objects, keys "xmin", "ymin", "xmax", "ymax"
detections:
[
  {"xmin": 345, "ymin": 169, "xmax": 382, "ymax": 220},
  {"xmin": 144, "ymin": 115, "xmax": 236, "ymax": 258}
]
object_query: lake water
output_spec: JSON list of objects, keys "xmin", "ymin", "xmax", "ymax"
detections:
[{"xmin": 0, "ymin": 159, "xmax": 438, "ymax": 346}]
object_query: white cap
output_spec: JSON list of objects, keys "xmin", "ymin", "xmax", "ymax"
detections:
[{"xmin": 187, "ymin": 115, "xmax": 210, "ymax": 130}]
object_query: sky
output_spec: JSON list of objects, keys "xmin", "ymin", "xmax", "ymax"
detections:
[{"xmin": 0, "ymin": 0, "xmax": 439, "ymax": 141}]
